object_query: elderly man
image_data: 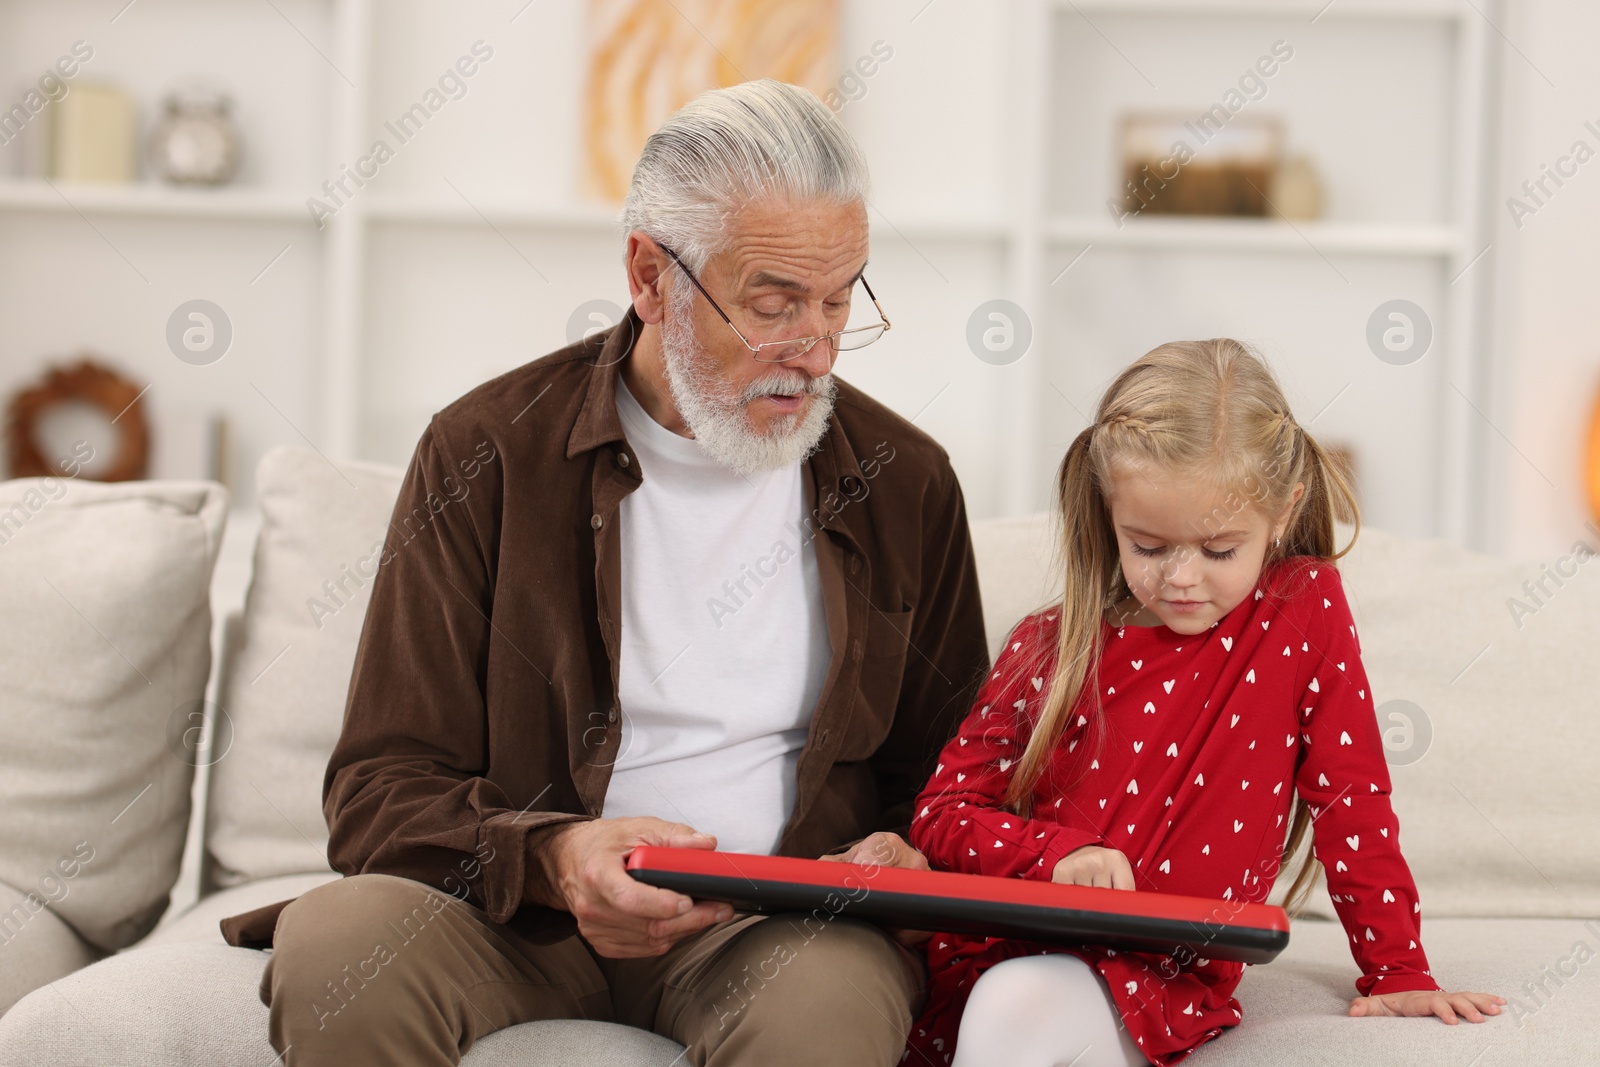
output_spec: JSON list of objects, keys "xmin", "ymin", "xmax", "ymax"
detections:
[{"xmin": 223, "ymin": 79, "xmax": 989, "ymax": 1066}]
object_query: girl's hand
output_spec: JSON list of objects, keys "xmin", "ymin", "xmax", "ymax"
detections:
[
  {"xmin": 818, "ymin": 832, "xmax": 933, "ymax": 947},
  {"xmin": 1052, "ymin": 845, "xmax": 1135, "ymax": 890},
  {"xmin": 1348, "ymin": 989, "xmax": 1506, "ymax": 1024}
]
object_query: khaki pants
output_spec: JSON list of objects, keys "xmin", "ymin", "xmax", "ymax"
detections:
[{"xmin": 260, "ymin": 874, "xmax": 925, "ymax": 1066}]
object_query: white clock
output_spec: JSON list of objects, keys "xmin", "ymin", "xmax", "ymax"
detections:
[{"xmin": 148, "ymin": 90, "xmax": 240, "ymax": 186}]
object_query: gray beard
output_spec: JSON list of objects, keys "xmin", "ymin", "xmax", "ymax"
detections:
[{"xmin": 658, "ymin": 295, "xmax": 836, "ymax": 477}]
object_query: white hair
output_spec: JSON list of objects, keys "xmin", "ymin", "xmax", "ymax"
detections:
[{"xmin": 620, "ymin": 78, "xmax": 871, "ymax": 273}]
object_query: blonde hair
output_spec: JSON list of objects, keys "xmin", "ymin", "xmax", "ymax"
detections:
[{"xmin": 1005, "ymin": 338, "xmax": 1361, "ymax": 916}]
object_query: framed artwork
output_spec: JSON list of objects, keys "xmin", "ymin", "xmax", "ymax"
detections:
[{"xmin": 582, "ymin": 0, "xmax": 839, "ymax": 202}]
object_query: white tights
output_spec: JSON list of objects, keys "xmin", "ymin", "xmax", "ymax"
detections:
[{"xmin": 949, "ymin": 954, "xmax": 1148, "ymax": 1067}]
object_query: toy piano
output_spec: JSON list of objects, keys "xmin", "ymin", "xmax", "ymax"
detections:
[{"xmin": 626, "ymin": 847, "xmax": 1288, "ymax": 965}]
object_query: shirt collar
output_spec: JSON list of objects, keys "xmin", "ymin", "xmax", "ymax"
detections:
[{"xmin": 565, "ymin": 305, "xmax": 640, "ymax": 460}]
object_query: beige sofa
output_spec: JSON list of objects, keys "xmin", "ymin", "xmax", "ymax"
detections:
[{"xmin": 0, "ymin": 445, "xmax": 1594, "ymax": 1065}]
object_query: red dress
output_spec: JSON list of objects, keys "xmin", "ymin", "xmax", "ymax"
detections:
[{"xmin": 905, "ymin": 556, "xmax": 1440, "ymax": 1065}]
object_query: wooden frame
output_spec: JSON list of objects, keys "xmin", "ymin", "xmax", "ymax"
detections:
[{"xmin": 6, "ymin": 358, "xmax": 148, "ymax": 481}]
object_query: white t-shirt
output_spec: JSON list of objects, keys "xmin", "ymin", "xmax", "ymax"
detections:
[{"xmin": 602, "ymin": 376, "xmax": 831, "ymax": 855}]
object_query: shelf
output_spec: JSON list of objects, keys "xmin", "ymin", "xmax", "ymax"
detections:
[
  {"xmin": 364, "ymin": 192, "xmax": 620, "ymax": 231},
  {"xmin": 363, "ymin": 192, "xmax": 1012, "ymax": 243},
  {"xmin": 0, "ymin": 181, "xmax": 1007, "ymax": 241},
  {"xmin": 1042, "ymin": 215, "xmax": 1464, "ymax": 257},
  {"xmin": 0, "ymin": 179, "xmax": 311, "ymax": 221},
  {"xmin": 1048, "ymin": 0, "xmax": 1471, "ymax": 20}
]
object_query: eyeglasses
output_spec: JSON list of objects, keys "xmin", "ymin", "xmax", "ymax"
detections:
[{"xmin": 654, "ymin": 240, "xmax": 891, "ymax": 363}]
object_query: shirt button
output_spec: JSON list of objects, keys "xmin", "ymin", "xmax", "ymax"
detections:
[
  {"xmin": 819, "ymin": 729, "xmax": 830, "ymax": 744},
  {"xmin": 590, "ymin": 513, "xmax": 603, "ymax": 530},
  {"xmin": 607, "ymin": 707, "xmax": 618, "ymax": 723},
  {"xmin": 616, "ymin": 451, "xmax": 630, "ymax": 468},
  {"xmin": 848, "ymin": 554, "xmax": 862, "ymax": 575}
]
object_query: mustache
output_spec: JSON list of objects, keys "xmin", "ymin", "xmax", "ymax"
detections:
[{"xmin": 742, "ymin": 371, "xmax": 832, "ymax": 404}]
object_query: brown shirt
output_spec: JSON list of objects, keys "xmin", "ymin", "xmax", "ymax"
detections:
[{"xmin": 221, "ymin": 308, "xmax": 989, "ymax": 949}]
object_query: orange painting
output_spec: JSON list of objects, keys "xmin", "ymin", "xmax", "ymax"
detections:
[{"xmin": 583, "ymin": 0, "xmax": 840, "ymax": 202}]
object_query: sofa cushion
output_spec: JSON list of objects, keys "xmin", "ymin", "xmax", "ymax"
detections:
[
  {"xmin": 965, "ymin": 513, "xmax": 1600, "ymax": 920},
  {"xmin": 204, "ymin": 446, "xmax": 404, "ymax": 889},
  {"xmin": 0, "ymin": 942, "xmax": 686, "ymax": 1065},
  {"xmin": 0, "ymin": 915, "xmax": 1576, "ymax": 1063},
  {"xmin": 0, "ymin": 879, "xmax": 103, "ymax": 1014},
  {"xmin": 1184, "ymin": 916, "xmax": 1596, "ymax": 1065},
  {"xmin": 0, "ymin": 477, "xmax": 227, "ymax": 964},
  {"xmin": 140, "ymin": 872, "xmax": 341, "ymax": 949},
  {"xmin": 1333, "ymin": 522, "xmax": 1600, "ymax": 919},
  {"xmin": 968, "ymin": 513, "xmax": 1059, "ymax": 662}
]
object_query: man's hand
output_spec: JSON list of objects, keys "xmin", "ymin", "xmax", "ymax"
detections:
[
  {"xmin": 1348, "ymin": 989, "xmax": 1506, "ymax": 1024},
  {"xmin": 1052, "ymin": 845, "xmax": 1135, "ymax": 890},
  {"xmin": 818, "ymin": 832, "xmax": 932, "ymax": 946},
  {"xmin": 542, "ymin": 817, "xmax": 732, "ymax": 958}
]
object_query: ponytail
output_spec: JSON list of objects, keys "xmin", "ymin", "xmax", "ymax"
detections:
[{"xmin": 1003, "ymin": 427, "xmax": 1118, "ymax": 814}]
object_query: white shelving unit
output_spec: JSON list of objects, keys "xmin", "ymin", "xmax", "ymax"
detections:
[
  {"xmin": 0, "ymin": 179, "xmax": 306, "ymax": 219},
  {"xmin": 1040, "ymin": 217, "xmax": 1465, "ymax": 256},
  {"xmin": 0, "ymin": 0, "xmax": 1497, "ymax": 543},
  {"xmin": 997, "ymin": 0, "xmax": 1496, "ymax": 544}
]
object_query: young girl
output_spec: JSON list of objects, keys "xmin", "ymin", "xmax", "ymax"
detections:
[{"xmin": 905, "ymin": 340, "xmax": 1504, "ymax": 1066}]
